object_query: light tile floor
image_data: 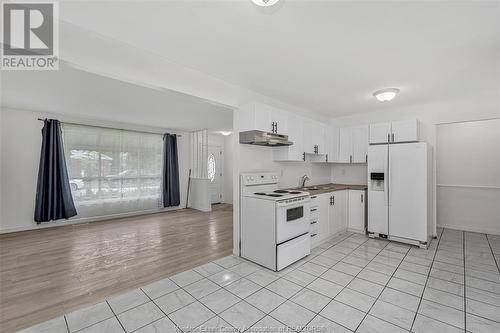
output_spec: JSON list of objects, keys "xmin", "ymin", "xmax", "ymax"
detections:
[{"xmin": 19, "ymin": 228, "xmax": 500, "ymax": 333}]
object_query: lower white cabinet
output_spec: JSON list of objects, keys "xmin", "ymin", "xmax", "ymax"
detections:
[
  {"xmin": 310, "ymin": 193, "xmax": 329, "ymax": 246},
  {"xmin": 309, "ymin": 189, "xmax": 366, "ymax": 247},
  {"xmin": 329, "ymin": 190, "xmax": 348, "ymax": 235},
  {"xmin": 348, "ymin": 190, "xmax": 366, "ymax": 233}
]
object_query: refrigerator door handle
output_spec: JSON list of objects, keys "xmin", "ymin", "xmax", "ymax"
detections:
[
  {"xmin": 388, "ymin": 147, "xmax": 392, "ymax": 206},
  {"xmin": 383, "ymin": 147, "xmax": 389, "ymax": 206}
]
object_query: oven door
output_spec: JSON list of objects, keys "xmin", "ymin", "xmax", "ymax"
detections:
[{"xmin": 276, "ymin": 197, "xmax": 310, "ymax": 244}]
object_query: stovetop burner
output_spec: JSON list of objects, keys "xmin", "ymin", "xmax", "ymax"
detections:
[
  {"xmin": 273, "ymin": 190, "xmax": 289, "ymax": 193},
  {"xmin": 288, "ymin": 191, "xmax": 302, "ymax": 194},
  {"xmin": 267, "ymin": 194, "xmax": 284, "ymax": 197},
  {"xmin": 254, "ymin": 192, "xmax": 267, "ymax": 195}
]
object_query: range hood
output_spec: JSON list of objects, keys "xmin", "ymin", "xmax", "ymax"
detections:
[{"xmin": 239, "ymin": 130, "xmax": 293, "ymax": 147}]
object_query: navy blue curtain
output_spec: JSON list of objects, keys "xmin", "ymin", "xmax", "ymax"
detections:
[
  {"xmin": 34, "ymin": 119, "xmax": 77, "ymax": 223},
  {"xmin": 163, "ymin": 133, "xmax": 180, "ymax": 207}
]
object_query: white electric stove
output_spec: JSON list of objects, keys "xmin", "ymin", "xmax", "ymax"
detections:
[{"xmin": 240, "ymin": 172, "xmax": 311, "ymax": 271}]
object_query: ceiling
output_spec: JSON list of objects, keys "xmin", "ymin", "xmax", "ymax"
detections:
[
  {"xmin": 56, "ymin": 0, "xmax": 500, "ymax": 117},
  {"xmin": 1, "ymin": 64, "xmax": 234, "ymax": 131}
]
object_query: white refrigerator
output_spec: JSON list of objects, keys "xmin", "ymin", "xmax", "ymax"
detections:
[{"xmin": 367, "ymin": 142, "xmax": 432, "ymax": 248}]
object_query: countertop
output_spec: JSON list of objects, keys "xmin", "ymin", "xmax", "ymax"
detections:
[{"xmin": 288, "ymin": 183, "xmax": 367, "ymax": 195}]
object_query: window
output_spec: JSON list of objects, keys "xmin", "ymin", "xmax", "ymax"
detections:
[
  {"xmin": 62, "ymin": 124, "xmax": 163, "ymax": 218},
  {"xmin": 207, "ymin": 153, "xmax": 216, "ymax": 182}
]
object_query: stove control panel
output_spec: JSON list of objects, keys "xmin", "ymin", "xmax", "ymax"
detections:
[{"xmin": 241, "ymin": 172, "xmax": 279, "ymax": 186}]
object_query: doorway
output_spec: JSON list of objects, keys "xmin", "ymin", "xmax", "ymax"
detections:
[{"xmin": 208, "ymin": 146, "xmax": 223, "ymax": 204}]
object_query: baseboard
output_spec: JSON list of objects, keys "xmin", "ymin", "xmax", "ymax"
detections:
[
  {"xmin": 437, "ymin": 223, "xmax": 500, "ymax": 236},
  {"xmin": 0, "ymin": 206, "xmax": 184, "ymax": 234}
]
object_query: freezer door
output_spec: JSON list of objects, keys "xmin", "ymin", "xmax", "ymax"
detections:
[
  {"xmin": 367, "ymin": 145, "xmax": 389, "ymax": 235},
  {"xmin": 388, "ymin": 143, "xmax": 428, "ymax": 242}
]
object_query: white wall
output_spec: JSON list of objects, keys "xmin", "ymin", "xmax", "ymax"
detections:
[
  {"xmin": 436, "ymin": 119, "xmax": 500, "ymax": 235},
  {"xmin": 0, "ymin": 108, "xmax": 191, "ymax": 233},
  {"xmin": 331, "ymin": 164, "xmax": 367, "ymax": 185},
  {"xmin": 329, "ymin": 89, "xmax": 500, "ymax": 236}
]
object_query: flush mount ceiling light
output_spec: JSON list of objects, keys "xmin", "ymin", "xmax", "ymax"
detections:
[
  {"xmin": 219, "ymin": 131, "xmax": 232, "ymax": 136},
  {"xmin": 373, "ymin": 88, "xmax": 400, "ymax": 102},
  {"xmin": 252, "ymin": 0, "xmax": 280, "ymax": 7}
]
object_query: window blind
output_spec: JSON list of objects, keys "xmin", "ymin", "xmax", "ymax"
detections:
[{"xmin": 62, "ymin": 124, "xmax": 164, "ymax": 219}]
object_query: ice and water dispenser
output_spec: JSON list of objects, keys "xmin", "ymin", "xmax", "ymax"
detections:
[{"xmin": 370, "ymin": 172, "xmax": 385, "ymax": 191}]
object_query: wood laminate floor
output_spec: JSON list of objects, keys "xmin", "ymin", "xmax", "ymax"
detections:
[{"xmin": 0, "ymin": 204, "xmax": 233, "ymax": 333}]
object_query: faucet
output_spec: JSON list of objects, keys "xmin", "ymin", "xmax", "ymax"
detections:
[{"xmin": 300, "ymin": 174, "xmax": 310, "ymax": 188}]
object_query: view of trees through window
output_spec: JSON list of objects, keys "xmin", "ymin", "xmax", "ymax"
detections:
[{"xmin": 62, "ymin": 124, "xmax": 164, "ymax": 218}]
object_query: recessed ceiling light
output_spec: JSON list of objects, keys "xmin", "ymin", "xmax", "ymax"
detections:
[
  {"xmin": 252, "ymin": 0, "xmax": 280, "ymax": 7},
  {"xmin": 373, "ymin": 88, "xmax": 400, "ymax": 102},
  {"xmin": 219, "ymin": 131, "xmax": 232, "ymax": 136}
]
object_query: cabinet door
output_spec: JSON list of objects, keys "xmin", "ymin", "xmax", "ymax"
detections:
[
  {"xmin": 271, "ymin": 109, "xmax": 288, "ymax": 135},
  {"xmin": 254, "ymin": 105, "xmax": 273, "ymax": 133},
  {"xmin": 391, "ymin": 119, "xmax": 419, "ymax": 143},
  {"xmin": 313, "ymin": 122, "xmax": 326, "ymax": 155},
  {"xmin": 302, "ymin": 119, "xmax": 315, "ymax": 154},
  {"xmin": 352, "ymin": 125, "xmax": 368, "ymax": 163},
  {"xmin": 329, "ymin": 190, "xmax": 347, "ymax": 234},
  {"xmin": 348, "ymin": 190, "xmax": 366, "ymax": 233},
  {"xmin": 273, "ymin": 113, "xmax": 304, "ymax": 161},
  {"xmin": 338, "ymin": 127, "xmax": 352, "ymax": 163},
  {"xmin": 316, "ymin": 193, "xmax": 330, "ymax": 242},
  {"xmin": 369, "ymin": 122, "xmax": 391, "ymax": 144},
  {"xmin": 328, "ymin": 127, "xmax": 340, "ymax": 162}
]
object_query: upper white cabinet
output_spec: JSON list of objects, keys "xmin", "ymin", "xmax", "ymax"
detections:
[
  {"xmin": 302, "ymin": 119, "xmax": 315, "ymax": 154},
  {"xmin": 273, "ymin": 113, "xmax": 304, "ymax": 161},
  {"xmin": 391, "ymin": 119, "xmax": 419, "ymax": 143},
  {"xmin": 338, "ymin": 126, "xmax": 368, "ymax": 163},
  {"xmin": 313, "ymin": 122, "xmax": 327, "ymax": 155},
  {"xmin": 239, "ymin": 103, "xmax": 288, "ymax": 134},
  {"xmin": 369, "ymin": 122, "xmax": 392, "ymax": 144},
  {"xmin": 338, "ymin": 127, "xmax": 352, "ymax": 163},
  {"xmin": 351, "ymin": 126, "xmax": 369, "ymax": 163},
  {"xmin": 369, "ymin": 119, "xmax": 420, "ymax": 144}
]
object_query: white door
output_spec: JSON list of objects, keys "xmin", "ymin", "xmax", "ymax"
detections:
[
  {"xmin": 207, "ymin": 148, "xmax": 223, "ymax": 204},
  {"xmin": 348, "ymin": 190, "xmax": 365, "ymax": 232},
  {"xmin": 389, "ymin": 143, "xmax": 428, "ymax": 242},
  {"xmin": 368, "ymin": 144, "xmax": 389, "ymax": 235},
  {"xmin": 369, "ymin": 122, "xmax": 391, "ymax": 144},
  {"xmin": 351, "ymin": 125, "xmax": 368, "ymax": 163},
  {"xmin": 338, "ymin": 127, "xmax": 352, "ymax": 163},
  {"xmin": 391, "ymin": 119, "xmax": 419, "ymax": 143}
]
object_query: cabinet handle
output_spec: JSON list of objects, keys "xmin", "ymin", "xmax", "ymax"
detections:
[
  {"xmin": 366, "ymin": 154, "xmax": 368, "ymax": 163},
  {"xmin": 388, "ymin": 133, "xmax": 390, "ymax": 143},
  {"xmin": 326, "ymin": 154, "xmax": 328, "ymax": 163},
  {"xmin": 361, "ymin": 194, "xmax": 363, "ymax": 203},
  {"xmin": 350, "ymin": 155, "xmax": 352, "ymax": 163},
  {"xmin": 391, "ymin": 133, "xmax": 395, "ymax": 142},
  {"xmin": 310, "ymin": 221, "xmax": 317, "ymax": 225},
  {"xmin": 333, "ymin": 196, "xmax": 335, "ymax": 205},
  {"xmin": 311, "ymin": 208, "xmax": 318, "ymax": 212},
  {"xmin": 303, "ymin": 152, "xmax": 306, "ymax": 161},
  {"xmin": 310, "ymin": 196, "xmax": 317, "ymax": 199},
  {"xmin": 276, "ymin": 122, "xmax": 278, "ymax": 133},
  {"xmin": 311, "ymin": 233, "xmax": 317, "ymax": 237}
]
